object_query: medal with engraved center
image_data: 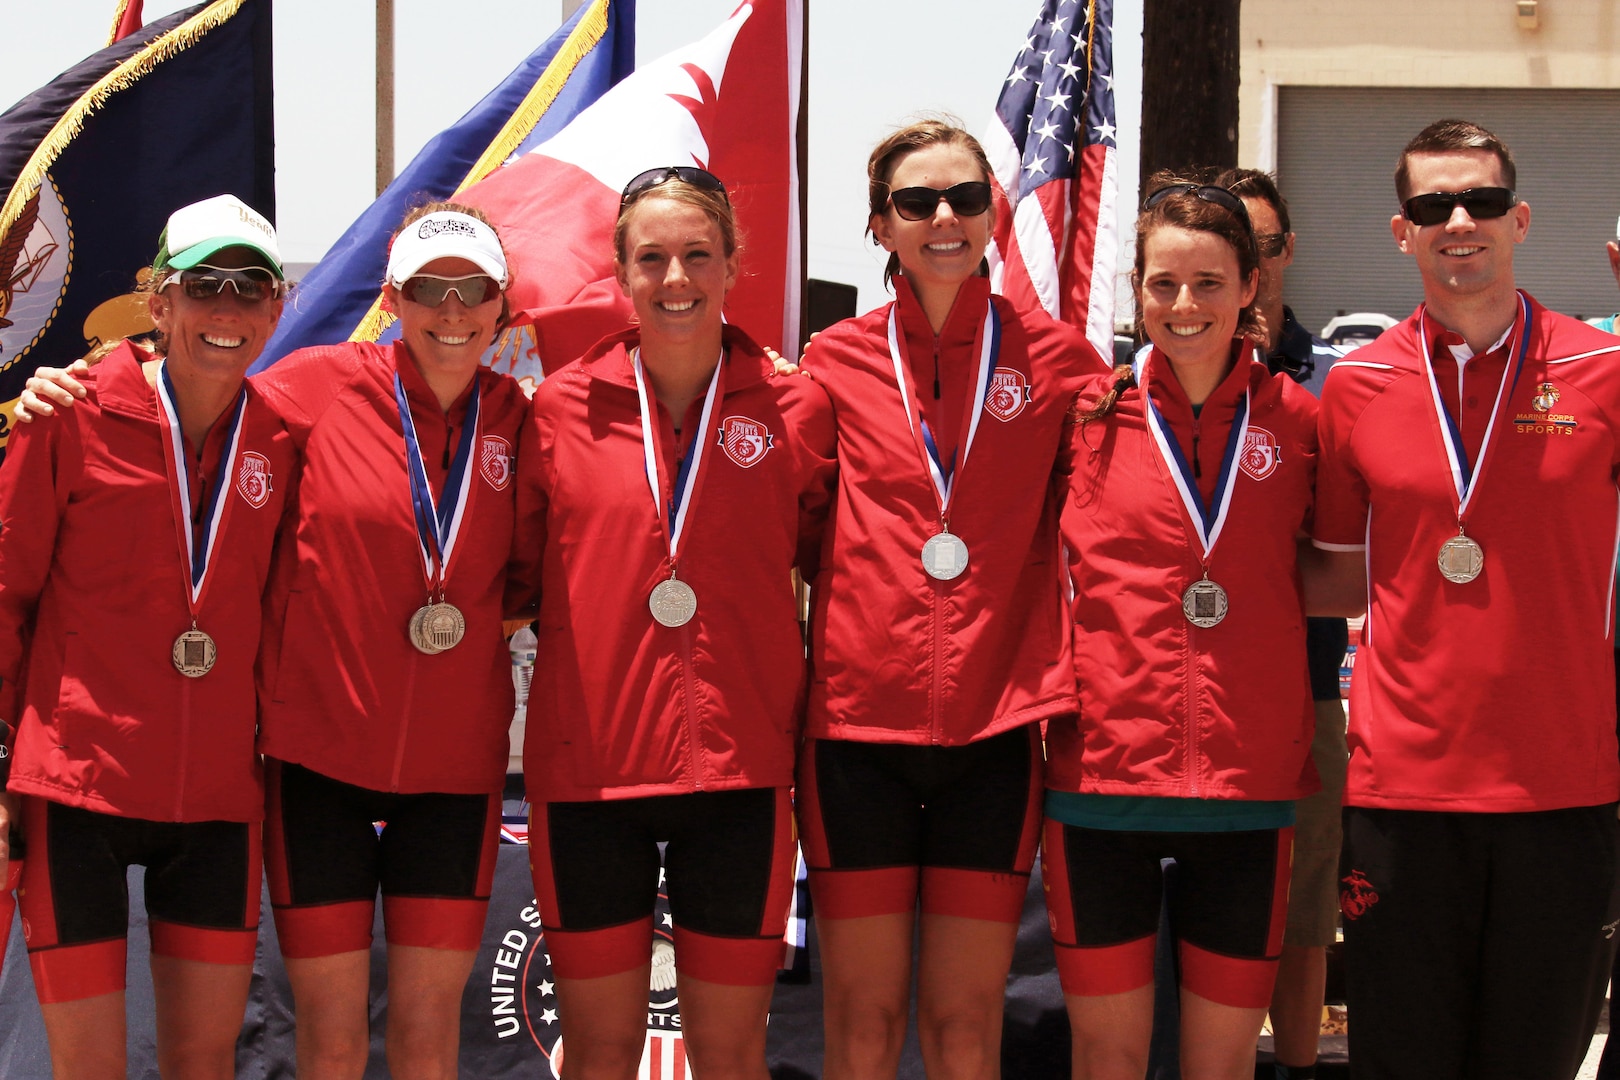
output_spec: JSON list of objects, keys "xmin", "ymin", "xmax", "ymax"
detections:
[
  {"xmin": 1437, "ymin": 532, "xmax": 1484, "ymax": 584},
  {"xmin": 171, "ymin": 627, "xmax": 218, "ymax": 678},
  {"xmin": 409, "ymin": 601, "xmax": 466, "ymax": 654},
  {"xmin": 649, "ymin": 578, "xmax": 698, "ymax": 628},
  {"xmin": 1181, "ymin": 577, "xmax": 1229, "ymax": 628},
  {"xmin": 922, "ymin": 531, "xmax": 970, "ymax": 581},
  {"xmin": 1418, "ymin": 296, "xmax": 1531, "ymax": 591},
  {"xmin": 886, "ymin": 304, "xmax": 1001, "ymax": 588},
  {"xmin": 155, "ymin": 365, "xmax": 248, "ymax": 682}
]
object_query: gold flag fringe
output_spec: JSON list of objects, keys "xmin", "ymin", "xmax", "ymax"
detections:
[
  {"xmin": 105, "ymin": 0, "xmax": 137, "ymax": 47},
  {"xmin": 349, "ymin": 0, "xmax": 611, "ymax": 342},
  {"xmin": 0, "ymin": 0, "xmax": 248, "ymax": 260}
]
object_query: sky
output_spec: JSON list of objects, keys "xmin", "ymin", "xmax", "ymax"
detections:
[{"xmin": 2, "ymin": 0, "xmax": 1143, "ymax": 319}]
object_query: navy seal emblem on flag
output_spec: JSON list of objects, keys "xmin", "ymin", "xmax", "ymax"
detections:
[
  {"xmin": 236, "ymin": 451, "xmax": 272, "ymax": 508},
  {"xmin": 986, "ymin": 367, "xmax": 1032, "ymax": 422},
  {"xmin": 481, "ymin": 435, "xmax": 513, "ymax": 490},
  {"xmin": 1239, "ymin": 426, "xmax": 1280, "ymax": 481},
  {"xmin": 718, "ymin": 415, "xmax": 774, "ymax": 468}
]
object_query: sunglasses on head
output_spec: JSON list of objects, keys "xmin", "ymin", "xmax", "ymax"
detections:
[
  {"xmin": 400, "ymin": 274, "xmax": 501, "ymax": 308},
  {"xmin": 620, "ymin": 167, "xmax": 730, "ymax": 210},
  {"xmin": 161, "ymin": 265, "xmax": 286, "ymax": 303},
  {"xmin": 886, "ymin": 182, "xmax": 993, "ymax": 222},
  {"xmin": 1401, "ymin": 187, "xmax": 1519, "ymax": 227},
  {"xmin": 1142, "ymin": 183, "xmax": 1252, "ymax": 230}
]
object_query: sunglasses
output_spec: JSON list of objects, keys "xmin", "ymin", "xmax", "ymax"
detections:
[
  {"xmin": 401, "ymin": 274, "xmax": 501, "ymax": 308},
  {"xmin": 1401, "ymin": 187, "xmax": 1519, "ymax": 227},
  {"xmin": 161, "ymin": 265, "xmax": 286, "ymax": 303},
  {"xmin": 1142, "ymin": 183, "xmax": 1252, "ymax": 229},
  {"xmin": 886, "ymin": 182, "xmax": 993, "ymax": 222},
  {"xmin": 1255, "ymin": 231, "xmax": 1289, "ymax": 259},
  {"xmin": 620, "ymin": 166, "xmax": 730, "ymax": 209}
]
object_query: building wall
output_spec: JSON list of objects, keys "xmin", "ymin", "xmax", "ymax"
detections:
[{"xmin": 1239, "ymin": 0, "xmax": 1620, "ymax": 168}]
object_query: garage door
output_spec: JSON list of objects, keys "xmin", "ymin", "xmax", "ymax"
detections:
[{"xmin": 1276, "ymin": 86, "xmax": 1620, "ymax": 335}]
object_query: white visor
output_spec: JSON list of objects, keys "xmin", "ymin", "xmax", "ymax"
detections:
[{"xmin": 386, "ymin": 211, "xmax": 509, "ymax": 289}]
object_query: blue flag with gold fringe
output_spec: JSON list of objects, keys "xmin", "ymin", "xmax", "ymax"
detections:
[
  {"xmin": 255, "ymin": 0, "xmax": 636, "ymax": 374},
  {"xmin": 0, "ymin": 0, "xmax": 274, "ymax": 447}
]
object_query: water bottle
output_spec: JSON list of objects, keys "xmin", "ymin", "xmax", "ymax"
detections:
[{"xmin": 510, "ymin": 625, "xmax": 537, "ymax": 713}]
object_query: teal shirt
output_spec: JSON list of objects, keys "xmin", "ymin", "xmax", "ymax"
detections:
[{"xmin": 1045, "ymin": 791, "xmax": 1296, "ymax": 832}]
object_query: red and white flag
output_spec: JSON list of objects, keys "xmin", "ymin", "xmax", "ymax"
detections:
[
  {"xmin": 983, "ymin": 0, "xmax": 1118, "ymax": 359},
  {"xmin": 465, "ymin": 0, "xmax": 803, "ymax": 372}
]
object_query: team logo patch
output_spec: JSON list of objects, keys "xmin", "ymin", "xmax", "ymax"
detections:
[
  {"xmin": 1532, "ymin": 381, "xmax": 1560, "ymax": 412},
  {"xmin": 1339, "ymin": 869, "xmax": 1380, "ymax": 920},
  {"xmin": 485, "ymin": 872, "xmax": 690, "ymax": 1077},
  {"xmin": 236, "ymin": 451, "xmax": 273, "ymax": 508},
  {"xmin": 1238, "ymin": 426, "xmax": 1280, "ymax": 481},
  {"xmin": 481, "ymin": 435, "xmax": 513, "ymax": 490},
  {"xmin": 986, "ymin": 367, "xmax": 1032, "ymax": 422},
  {"xmin": 1514, "ymin": 381, "xmax": 1578, "ymax": 435},
  {"xmin": 717, "ymin": 415, "xmax": 774, "ymax": 468}
]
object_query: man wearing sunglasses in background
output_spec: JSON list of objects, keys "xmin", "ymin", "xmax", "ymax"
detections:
[
  {"xmin": 1308, "ymin": 119, "xmax": 1620, "ymax": 1078},
  {"xmin": 1214, "ymin": 167, "xmax": 1348, "ymax": 1080}
]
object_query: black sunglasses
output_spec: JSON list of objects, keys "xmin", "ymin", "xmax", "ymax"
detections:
[
  {"xmin": 161, "ymin": 265, "xmax": 286, "ymax": 303},
  {"xmin": 401, "ymin": 274, "xmax": 501, "ymax": 308},
  {"xmin": 620, "ymin": 167, "xmax": 730, "ymax": 209},
  {"xmin": 1255, "ymin": 231, "xmax": 1289, "ymax": 259},
  {"xmin": 1142, "ymin": 183, "xmax": 1252, "ymax": 230},
  {"xmin": 1401, "ymin": 187, "xmax": 1519, "ymax": 227},
  {"xmin": 886, "ymin": 182, "xmax": 993, "ymax": 222}
]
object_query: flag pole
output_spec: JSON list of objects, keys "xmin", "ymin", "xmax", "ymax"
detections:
[{"xmin": 376, "ymin": 0, "xmax": 394, "ymax": 196}]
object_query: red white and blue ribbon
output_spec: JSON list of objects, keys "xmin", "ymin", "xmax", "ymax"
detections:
[
  {"xmin": 1135, "ymin": 350, "xmax": 1250, "ymax": 562},
  {"xmin": 886, "ymin": 302, "xmax": 1002, "ymax": 518},
  {"xmin": 1417, "ymin": 291, "xmax": 1532, "ymax": 522},
  {"xmin": 394, "ymin": 371, "xmax": 480, "ymax": 586},
  {"xmin": 632, "ymin": 349, "xmax": 724, "ymax": 564},
  {"xmin": 156, "ymin": 365, "xmax": 247, "ymax": 612}
]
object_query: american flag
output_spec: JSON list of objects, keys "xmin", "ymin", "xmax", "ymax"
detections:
[{"xmin": 983, "ymin": 0, "xmax": 1118, "ymax": 359}]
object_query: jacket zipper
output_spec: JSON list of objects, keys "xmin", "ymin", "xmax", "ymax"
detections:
[
  {"xmin": 390, "ymin": 655, "xmax": 419, "ymax": 790},
  {"xmin": 174, "ymin": 680, "xmax": 192, "ymax": 818},
  {"xmin": 1184, "ymin": 611, "xmax": 1200, "ymax": 798},
  {"xmin": 681, "ymin": 621, "xmax": 704, "ymax": 789},
  {"xmin": 1190, "ymin": 416, "xmax": 1202, "ymax": 482}
]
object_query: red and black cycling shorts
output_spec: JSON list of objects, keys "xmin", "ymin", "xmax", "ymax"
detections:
[
  {"xmin": 264, "ymin": 758, "xmax": 500, "ymax": 959},
  {"xmin": 1042, "ymin": 818, "xmax": 1292, "ymax": 1009},
  {"xmin": 797, "ymin": 724, "xmax": 1043, "ymax": 923},
  {"xmin": 529, "ymin": 786, "xmax": 795, "ymax": 986},
  {"xmin": 19, "ymin": 796, "xmax": 260, "ymax": 1003}
]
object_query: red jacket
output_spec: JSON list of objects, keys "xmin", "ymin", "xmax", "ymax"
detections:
[
  {"xmin": 0, "ymin": 342, "xmax": 293, "ymax": 822},
  {"xmin": 1048, "ymin": 347, "xmax": 1318, "ymax": 801},
  {"xmin": 253, "ymin": 341, "xmax": 531, "ymax": 795},
  {"xmin": 514, "ymin": 326, "xmax": 836, "ymax": 802},
  {"xmin": 802, "ymin": 276, "xmax": 1104, "ymax": 746}
]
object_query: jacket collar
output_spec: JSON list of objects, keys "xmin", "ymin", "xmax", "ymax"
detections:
[
  {"xmin": 892, "ymin": 274, "xmax": 994, "ymax": 359},
  {"xmin": 1142, "ymin": 339, "xmax": 1262, "ymax": 424},
  {"xmin": 580, "ymin": 322, "xmax": 773, "ymax": 395}
]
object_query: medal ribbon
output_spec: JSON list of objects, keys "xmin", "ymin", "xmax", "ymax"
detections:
[
  {"xmin": 631, "ymin": 349, "xmax": 724, "ymax": 566},
  {"xmin": 1135, "ymin": 349, "xmax": 1251, "ymax": 561},
  {"xmin": 1417, "ymin": 291, "xmax": 1533, "ymax": 522},
  {"xmin": 155, "ymin": 365, "xmax": 248, "ymax": 612},
  {"xmin": 886, "ymin": 302, "xmax": 1001, "ymax": 518},
  {"xmin": 394, "ymin": 371, "xmax": 481, "ymax": 589}
]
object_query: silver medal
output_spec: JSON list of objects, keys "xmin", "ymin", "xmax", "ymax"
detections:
[
  {"xmin": 921, "ymin": 531, "xmax": 970, "ymax": 581},
  {"xmin": 1437, "ymin": 533, "xmax": 1484, "ymax": 584},
  {"xmin": 409, "ymin": 601, "xmax": 466, "ymax": 654},
  {"xmin": 650, "ymin": 578, "xmax": 698, "ymax": 628},
  {"xmin": 172, "ymin": 628, "xmax": 217, "ymax": 678},
  {"xmin": 1181, "ymin": 578, "xmax": 1229, "ymax": 628}
]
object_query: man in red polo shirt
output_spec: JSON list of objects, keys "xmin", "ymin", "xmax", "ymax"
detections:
[{"xmin": 1311, "ymin": 119, "xmax": 1620, "ymax": 1078}]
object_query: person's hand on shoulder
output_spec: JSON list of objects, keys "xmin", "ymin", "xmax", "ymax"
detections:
[{"xmin": 15, "ymin": 359, "xmax": 93, "ymax": 424}]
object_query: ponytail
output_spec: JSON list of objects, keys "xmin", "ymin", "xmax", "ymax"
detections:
[{"xmin": 1079, "ymin": 363, "xmax": 1137, "ymax": 426}]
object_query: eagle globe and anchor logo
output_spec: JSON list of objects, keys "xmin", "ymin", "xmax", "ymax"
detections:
[{"xmin": 489, "ymin": 869, "xmax": 691, "ymax": 1078}]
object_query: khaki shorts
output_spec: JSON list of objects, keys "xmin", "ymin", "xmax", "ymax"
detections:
[{"xmin": 1284, "ymin": 701, "xmax": 1349, "ymax": 947}]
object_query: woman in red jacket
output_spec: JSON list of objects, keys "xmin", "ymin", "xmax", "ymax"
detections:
[
  {"xmin": 793, "ymin": 119, "xmax": 1104, "ymax": 1079},
  {"xmin": 1044, "ymin": 177, "xmax": 1318, "ymax": 1080},
  {"xmin": 511, "ymin": 168, "xmax": 836, "ymax": 1079},
  {"xmin": 0, "ymin": 195, "xmax": 292, "ymax": 1080}
]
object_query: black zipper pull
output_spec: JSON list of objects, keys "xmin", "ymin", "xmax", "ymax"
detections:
[{"xmin": 932, "ymin": 342, "xmax": 942, "ymax": 400}]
